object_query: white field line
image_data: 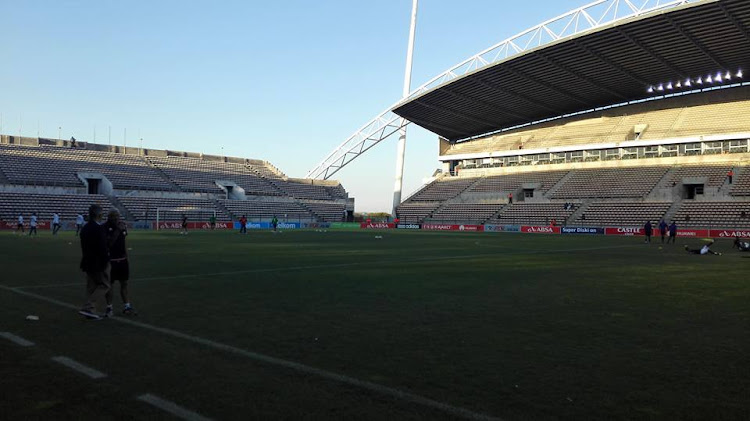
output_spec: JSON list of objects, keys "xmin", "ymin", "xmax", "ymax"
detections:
[
  {"xmin": 0, "ymin": 331, "xmax": 35, "ymax": 347},
  {"xmin": 137, "ymin": 394, "xmax": 213, "ymax": 421},
  {"xmin": 10, "ymin": 244, "xmax": 640, "ymax": 290},
  {"xmin": 0, "ymin": 284, "xmax": 500, "ymax": 421},
  {"xmin": 51, "ymin": 356, "xmax": 107, "ymax": 379}
]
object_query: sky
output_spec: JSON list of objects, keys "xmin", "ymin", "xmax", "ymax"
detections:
[{"xmin": 1, "ymin": 0, "xmax": 585, "ymax": 212}]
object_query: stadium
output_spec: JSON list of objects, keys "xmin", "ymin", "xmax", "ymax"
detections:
[{"xmin": 2, "ymin": 0, "xmax": 750, "ymax": 420}]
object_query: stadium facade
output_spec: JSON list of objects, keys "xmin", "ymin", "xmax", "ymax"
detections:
[
  {"xmin": 352, "ymin": 0, "xmax": 750, "ymax": 234},
  {"xmin": 0, "ymin": 136, "xmax": 353, "ymax": 230}
]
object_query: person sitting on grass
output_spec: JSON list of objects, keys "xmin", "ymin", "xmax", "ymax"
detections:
[
  {"xmin": 732, "ymin": 236, "xmax": 750, "ymax": 252},
  {"xmin": 684, "ymin": 240, "xmax": 722, "ymax": 256}
]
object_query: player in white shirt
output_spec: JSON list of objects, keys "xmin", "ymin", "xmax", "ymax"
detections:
[
  {"xmin": 684, "ymin": 240, "xmax": 721, "ymax": 255},
  {"xmin": 16, "ymin": 214, "xmax": 24, "ymax": 234},
  {"xmin": 52, "ymin": 212, "xmax": 61, "ymax": 235},
  {"xmin": 28, "ymin": 213, "xmax": 38, "ymax": 236},
  {"xmin": 75, "ymin": 213, "xmax": 85, "ymax": 236},
  {"xmin": 733, "ymin": 236, "xmax": 750, "ymax": 252}
]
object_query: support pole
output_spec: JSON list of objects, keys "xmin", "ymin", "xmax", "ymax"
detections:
[{"xmin": 392, "ymin": 0, "xmax": 418, "ymax": 217}]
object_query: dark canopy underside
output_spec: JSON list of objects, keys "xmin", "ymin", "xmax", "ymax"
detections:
[{"xmin": 393, "ymin": 0, "xmax": 750, "ymax": 141}]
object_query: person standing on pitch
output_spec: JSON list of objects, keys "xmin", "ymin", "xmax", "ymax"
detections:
[
  {"xmin": 181, "ymin": 214, "xmax": 188, "ymax": 235},
  {"xmin": 28, "ymin": 212, "xmax": 38, "ymax": 237},
  {"xmin": 79, "ymin": 205, "xmax": 110, "ymax": 319},
  {"xmin": 643, "ymin": 220, "xmax": 652, "ymax": 243},
  {"xmin": 239, "ymin": 215, "xmax": 247, "ymax": 234},
  {"xmin": 16, "ymin": 214, "xmax": 24, "ymax": 234},
  {"xmin": 75, "ymin": 212, "xmax": 84, "ymax": 236},
  {"xmin": 104, "ymin": 211, "xmax": 136, "ymax": 317},
  {"xmin": 52, "ymin": 212, "xmax": 61, "ymax": 235},
  {"xmin": 658, "ymin": 219, "xmax": 668, "ymax": 243},
  {"xmin": 271, "ymin": 215, "xmax": 278, "ymax": 232},
  {"xmin": 667, "ymin": 221, "xmax": 677, "ymax": 244}
]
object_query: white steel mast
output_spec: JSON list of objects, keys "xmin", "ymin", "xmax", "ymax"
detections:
[{"xmin": 392, "ymin": 0, "xmax": 418, "ymax": 217}]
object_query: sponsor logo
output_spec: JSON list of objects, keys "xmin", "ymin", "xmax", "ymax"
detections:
[
  {"xmin": 422, "ymin": 224, "xmax": 484, "ymax": 231},
  {"xmin": 396, "ymin": 223, "xmax": 421, "ymax": 229},
  {"xmin": 278, "ymin": 222, "xmax": 299, "ymax": 229},
  {"xmin": 521, "ymin": 226, "xmax": 561, "ymax": 234},
  {"xmin": 360, "ymin": 222, "xmax": 395, "ymax": 229},
  {"xmin": 605, "ymin": 227, "xmax": 643, "ymax": 236},
  {"xmin": 422, "ymin": 224, "xmax": 453, "ymax": 230},
  {"xmin": 712, "ymin": 230, "xmax": 750, "ymax": 238},
  {"xmin": 561, "ymin": 226, "xmax": 604, "ymax": 235}
]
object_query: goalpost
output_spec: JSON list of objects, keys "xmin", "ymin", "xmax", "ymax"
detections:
[{"xmin": 155, "ymin": 207, "xmax": 217, "ymax": 231}]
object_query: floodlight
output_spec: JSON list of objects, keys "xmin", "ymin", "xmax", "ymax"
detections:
[
  {"xmin": 657, "ymin": 84, "xmax": 664, "ymax": 91},
  {"xmin": 706, "ymin": 74, "xmax": 713, "ymax": 83},
  {"xmin": 647, "ymin": 86, "xmax": 654, "ymax": 93},
  {"xmin": 685, "ymin": 78, "xmax": 691, "ymax": 87},
  {"xmin": 715, "ymin": 72, "xmax": 722, "ymax": 82},
  {"xmin": 737, "ymin": 69, "xmax": 743, "ymax": 78},
  {"xmin": 725, "ymin": 71, "xmax": 731, "ymax": 80},
  {"xmin": 696, "ymin": 77, "xmax": 703, "ymax": 84},
  {"xmin": 675, "ymin": 81, "xmax": 682, "ymax": 88}
]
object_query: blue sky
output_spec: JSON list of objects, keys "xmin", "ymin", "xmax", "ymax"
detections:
[{"xmin": 1, "ymin": 0, "xmax": 584, "ymax": 212}]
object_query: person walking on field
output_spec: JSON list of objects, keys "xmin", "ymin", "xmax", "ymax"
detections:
[
  {"xmin": 28, "ymin": 212, "xmax": 38, "ymax": 237},
  {"xmin": 644, "ymin": 221, "xmax": 652, "ymax": 243},
  {"xmin": 658, "ymin": 219, "xmax": 668, "ymax": 243},
  {"xmin": 239, "ymin": 215, "xmax": 247, "ymax": 234},
  {"xmin": 104, "ymin": 211, "xmax": 136, "ymax": 317},
  {"xmin": 52, "ymin": 212, "xmax": 61, "ymax": 235},
  {"xmin": 667, "ymin": 221, "xmax": 677, "ymax": 244},
  {"xmin": 16, "ymin": 214, "xmax": 24, "ymax": 234},
  {"xmin": 75, "ymin": 213, "xmax": 84, "ymax": 236},
  {"xmin": 78, "ymin": 205, "xmax": 110, "ymax": 320}
]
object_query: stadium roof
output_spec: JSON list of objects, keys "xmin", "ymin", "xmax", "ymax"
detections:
[{"xmin": 392, "ymin": 0, "xmax": 750, "ymax": 141}]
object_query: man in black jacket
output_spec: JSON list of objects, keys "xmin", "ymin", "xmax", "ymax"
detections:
[
  {"xmin": 104, "ymin": 210, "xmax": 136, "ymax": 317},
  {"xmin": 79, "ymin": 204, "xmax": 110, "ymax": 319}
]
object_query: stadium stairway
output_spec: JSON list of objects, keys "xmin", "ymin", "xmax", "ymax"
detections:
[
  {"xmin": 661, "ymin": 199, "xmax": 684, "ymax": 224},
  {"xmin": 401, "ymin": 172, "xmax": 449, "ymax": 203},
  {"xmin": 143, "ymin": 157, "xmax": 184, "ymax": 192},
  {"xmin": 108, "ymin": 196, "xmax": 135, "ymax": 221},
  {"xmin": 212, "ymin": 199, "xmax": 234, "ymax": 221},
  {"xmin": 484, "ymin": 203, "xmax": 511, "ymax": 223},
  {"xmin": 542, "ymin": 170, "xmax": 574, "ymax": 198},
  {"xmin": 646, "ymin": 166, "xmax": 680, "ymax": 200},
  {"xmin": 566, "ymin": 199, "xmax": 592, "ymax": 225},
  {"xmin": 720, "ymin": 165, "xmax": 742, "ymax": 196}
]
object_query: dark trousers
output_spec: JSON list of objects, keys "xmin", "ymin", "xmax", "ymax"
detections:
[
  {"xmin": 28, "ymin": 226, "xmax": 37, "ymax": 236},
  {"xmin": 667, "ymin": 234, "xmax": 676, "ymax": 244},
  {"xmin": 76, "ymin": 224, "xmax": 82, "ymax": 236},
  {"xmin": 53, "ymin": 223, "xmax": 61, "ymax": 235},
  {"xmin": 240, "ymin": 225, "xmax": 247, "ymax": 234}
]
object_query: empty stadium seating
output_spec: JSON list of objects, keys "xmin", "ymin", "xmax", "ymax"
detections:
[
  {"xmin": 486, "ymin": 203, "xmax": 579, "ymax": 226},
  {"xmin": 549, "ymin": 166, "xmax": 668, "ymax": 199},
  {"xmin": 673, "ymin": 201, "xmax": 750, "ymax": 228},
  {"xmin": 469, "ymin": 170, "xmax": 569, "ymax": 193},
  {"xmin": 573, "ymin": 202, "xmax": 671, "ymax": 227},
  {"xmin": 670, "ymin": 165, "xmax": 731, "ymax": 187},
  {"xmin": 427, "ymin": 203, "xmax": 503, "ymax": 223},
  {"xmin": 409, "ymin": 177, "xmax": 478, "ymax": 202},
  {"xmin": 220, "ymin": 200, "xmax": 315, "ymax": 221},
  {"xmin": 301, "ymin": 201, "xmax": 346, "ymax": 222},
  {"xmin": 115, "ymin": 196, "xmax": 230, "ymax": 222},
  {"xmin": 0, "ymin": 145, "xmax": 174, "ymax": 190},
  {"xmin": 395, "ymin": 202, "xmax": 441, "ymax": 223}
]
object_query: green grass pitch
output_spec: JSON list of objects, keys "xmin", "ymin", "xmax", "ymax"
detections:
[{"xmin": 0, "ymin": 229, "xmax": 748, "ymax": 420}]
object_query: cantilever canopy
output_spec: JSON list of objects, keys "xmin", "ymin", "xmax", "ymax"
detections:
[{"xmin": 393, "ymin": 0, "xmax": 750, "ymax": 141}]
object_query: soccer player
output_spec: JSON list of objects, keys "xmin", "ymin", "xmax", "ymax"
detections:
[
  {"xmin": 79, "ymin": 205, "xmax": 111, "ymax": 319},
  {"xmin": 658, "ymin": 219, "xmax": 667, "ymax": 243},
  {"xmin": 271, "ymin": 215, "xmax": 278, "ymax": 232},
  {"xmin": 643, "ymin": 220, "xmax": 652, "ymax": 243},
  {"xmin": 239, "ymin": 215, "xmax": 247, "ymax": 234},
  {"xmin": 16, "ymin": 214, "xmax": 24, "ymax": 234},
  {"xmin": 209, "ymin": 214, "xmax": 216, "ymax": 230},
  {"xmin": 684, "ymin": 240, "xmax": 722, "ymax": 256},
  {"xmin": 181, "ymin": 214, "xmax": 188, "ymax": 235},
  {"xmin": 28, "ymin": 212, "xmax": 38, "ymax": 236},
  {"xmin": 733, "ymin": 236, "xmax": 750, "ymax": 252},
  {"xmin": 52, "ymin": 212, "xmax": 61, "ymax": 235},
  {"xmin": 75, "ymin": 213, "xmax": 84, "ymax": 236},
  {"xmin": 666, "ymin": 221, "xmax": 677, "ymax": 244},
  {"xmin": 104, "ymin": 211, "xmax": 136, "ymax": 317}
]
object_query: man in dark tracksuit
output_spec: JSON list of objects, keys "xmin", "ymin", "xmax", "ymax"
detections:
[
  {"xmin": 644, "ymin": 221, "xmax": 653, "ymax": 244},
  {"xmin": 79, "ymin": 205, "xmax": 110, "ymax": 320},
  {"xmin": 104, "ymin": 211, "xmax": 136, "ymax": 317}
]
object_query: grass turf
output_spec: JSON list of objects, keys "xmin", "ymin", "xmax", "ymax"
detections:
[{"xmin": 0, "ymin": 229, "xmax": 748, "ymax": 420}]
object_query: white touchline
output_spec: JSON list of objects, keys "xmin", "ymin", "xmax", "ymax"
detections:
[
  {"xmin": 51, "ymin": 356, "xmax": 107, "ymax": 379},
  {"xmin": 0, "ymin": 331, "xmax": 35, "ymax": 347},
  {"xmin": 137, "ymin": 394, "xmax": 214, "ymax": 421},
  {"xmin": 0, "ymin": 284, "xmax": 501, "ymax": 421},
  {"xmin": 11, "ymin": 244, "xmax": 640, "ymax": 290}
]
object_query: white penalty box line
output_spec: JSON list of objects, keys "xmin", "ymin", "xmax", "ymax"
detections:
[
  {"xmin": 0, "ymin": 283, "xmax": 501, "ymax": 421},
  {"xmin": 51, "ymin": 356, "xmax": 107, "ymax": 379},
  {"xmin": 0, "ymin": 331, "xmax": 35, "ymax": 347},
  {"xmin": 137, "ymin": 394, "xmax": 214, "ymax": 421}
]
